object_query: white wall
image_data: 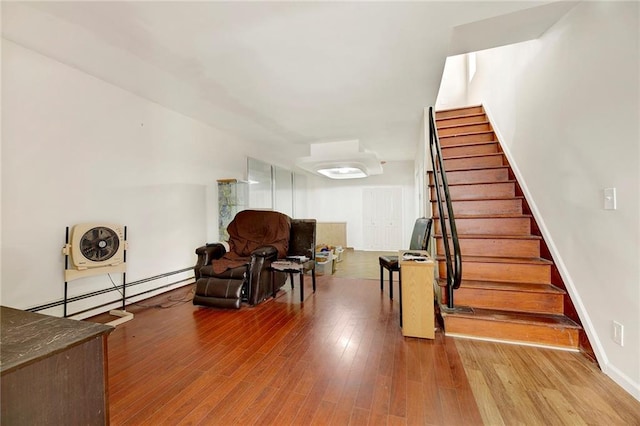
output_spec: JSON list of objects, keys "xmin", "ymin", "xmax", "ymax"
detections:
[
  {"xmin": 1, "ymin": 40, "xmax": 263, "ymax": 318},
  {"xmin": 435, "ymin": 54, "xmax": 469, "ymax": 111},
  {"xmin": 466, "ymin": 2, "xmax": 639, "ymax": 399},
  {"xmin": 306, "ymin": 161, "xmax": 416, "ymax": 250}
]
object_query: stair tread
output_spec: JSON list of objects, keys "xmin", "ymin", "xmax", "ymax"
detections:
[
  {"xmin": 438, "ymin": 213, "xmax": 532, "ymax": 219},
  {"xmin": 433, "ymin": 195, "xmax": 524, "ymax": 202},
  {"xmin": 435, "ymin": 105, "xmax": 483, "ymax": 114},
  {"xmin": 433, "ymin": 214, "xmax": 532, "ymax": 221},
  {"xmin": 437, "ymin": 121, "xmax": 490, "ymax": 130},
  {"xmin": 429, "ymin": 164, "xmax": 509, "ymax": 172},
  {"xmin": 442, "ymin": 152, "xmax": 504, "ymax": 161},
  {"xmin": 440, "ymin": 140, "xmax": 499, "ymax": 149},
  {"xmin": 438, "ymin": 278, "xmax": 565, "ymax": 294},
  {"xmin": 441, "ymin": 164, "xmax": 510, "ymax": 173},
  {"xmin": 436, "ymin": 112, "xmax": 486, "ymax": 122},
  {"xmin": 441, "ymin": 307, "xmax": 581, "ymax": 329},
  {"xmin": 435, "ymin": 255, "xmax": 553, "ymax": 265},
  {"xmin": 429, "ymin": 180, "xmax": 516, "ymax": 188},
  {"xmin": 439, "ymin": 130, "xmax": 494, "ymax": 138},
  {"xmin": 434, "ymin": 233, "xmax": 541, "ymax": 240}
]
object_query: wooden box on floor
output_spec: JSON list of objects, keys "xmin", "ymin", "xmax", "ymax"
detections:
[{"xmin": 400, "ymin": 251, "xmax": 435, "ymax": 339}]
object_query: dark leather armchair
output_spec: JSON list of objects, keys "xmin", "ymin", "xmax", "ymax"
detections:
[
  {"xmin": 193, "ymin": 210, "xmax": 291, "ymax": 309},
  {"xmin": 286, "ymin": 219, "xmax": 317, "ymax": 298},
  {"xmin": 379, "ymin": 217, "xmax": 432, "ymax": 300}
]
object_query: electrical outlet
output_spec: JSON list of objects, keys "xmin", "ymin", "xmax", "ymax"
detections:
[{"xmin": 612, "ymin": 321, "xmax": 624, "ymax": 346}]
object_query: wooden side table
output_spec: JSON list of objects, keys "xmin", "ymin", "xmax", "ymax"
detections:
[
  {"xmin": 399, "ymin": 252, "xmax": 435, "ymax": 339},
  {"xmin": 271, "ymin": 260, "xmax": 316, "ymax": 302}
]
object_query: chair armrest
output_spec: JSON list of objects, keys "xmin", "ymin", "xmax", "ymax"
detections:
[
  {"xmin": 194, "ymin": 243, "xmax": 227, "ymax": 279},
  {"xmin": 245, "ymin": 245, "xmax": 279, "ymax": 305},
  {"xmin": 250, "ymin": 245, "xmax": 279, "ymax": 258}
]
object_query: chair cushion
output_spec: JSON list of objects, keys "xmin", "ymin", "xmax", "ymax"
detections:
[
  {"xmin": 193, "ymin": 295, "xmax": 241, "ymax": 309},
  {"xmin": 199, "ymin": 264, "xmax": 247, "ymax": 279},
  {"xmin": 193, "ymin": 277, "xmax": 244, "ymax": 309},
  {"xmin": 195, "ymin": 277, "xmax": 244, "ymax": 299},
  {"xmin": 193, "ymin": 278, "xmax": 243, "ymax": 309},
  {"xmin": 379, "ymin": 255, "xmax": 399, "ymax": 270}
]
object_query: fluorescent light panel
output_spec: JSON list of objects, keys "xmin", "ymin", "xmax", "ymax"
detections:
[
  {"xmin": 295, "ymin": 140, "xmax": 383, "ymax": 179},
  {"xmin": 317, "ymin": 166, "xmax": 367, "ymax": 179}
]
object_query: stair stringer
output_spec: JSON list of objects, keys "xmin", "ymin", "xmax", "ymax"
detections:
[{"xmin": 482, "ymin": 104, "xmax": 598, "ymax": 360}]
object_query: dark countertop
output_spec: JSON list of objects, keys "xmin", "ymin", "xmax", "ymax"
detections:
[{"xmin": 1, "ymin": 306, "xmax": 113, "ymax": 375}]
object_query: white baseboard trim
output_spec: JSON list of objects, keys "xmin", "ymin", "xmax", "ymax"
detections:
[{"xmin": 603, "ymin": 362, "xmax": 640, "ymax": 402}]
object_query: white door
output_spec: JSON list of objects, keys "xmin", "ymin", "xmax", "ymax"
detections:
[{"xmin": 363, "ymin": 187, "xmax": 403, "ymax": 250}]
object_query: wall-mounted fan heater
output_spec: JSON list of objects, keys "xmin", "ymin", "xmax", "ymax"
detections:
[{"xmin": 62, "ymin": 223, "xmax": 132, "ymax": 326}]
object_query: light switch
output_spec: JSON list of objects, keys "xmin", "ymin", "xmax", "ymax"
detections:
[{"xmin": 604, "ymin": 188, "xmax": 616, "ymax": 210}]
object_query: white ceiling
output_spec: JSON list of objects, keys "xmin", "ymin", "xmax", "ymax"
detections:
[{"xmin": 2, "ymin": 1, "xmax": 575, "ymax": 167}]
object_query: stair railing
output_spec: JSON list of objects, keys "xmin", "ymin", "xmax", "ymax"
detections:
[{"xmin": 428, "ymin": 106, "xmax": 462, "ymax": 309}]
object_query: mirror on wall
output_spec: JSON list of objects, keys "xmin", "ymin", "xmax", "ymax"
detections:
[
  {"xmin": 247, "ymin": 157, "xmax": 307, "ymax": 217},
  {"xmin": 273, "ymin": 165, "xmax": 293, "ymax": 217},
  {"xmin": 247, "ymin": 157, "xmax": 299, "ymax": 217}
]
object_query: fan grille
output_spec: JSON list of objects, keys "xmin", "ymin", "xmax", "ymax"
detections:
[{"xmin": 80, "ymin": 226, "xmax": 120, "ymax": 262}]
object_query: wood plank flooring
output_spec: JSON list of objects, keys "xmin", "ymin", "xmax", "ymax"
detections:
[
  {"xmin": 455, "ymin": 338, "xmax": 640, "ymax": 425},
  {"xmin": 92, "ymin": 250, "xmax": 640, "ymax": 425}
]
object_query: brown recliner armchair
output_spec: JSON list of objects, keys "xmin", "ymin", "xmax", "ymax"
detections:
[{"xmin": 193, "ymin": 210, "xmax": 291, "ymax": 309}]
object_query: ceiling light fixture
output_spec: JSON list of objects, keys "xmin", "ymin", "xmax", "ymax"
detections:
[
  {"xmin": 317, "ymin": 166, "xmax": 368, "ymax": 179},
  {"xmin": 295, "ymin": 140, "xmax": 383, "ymax": 180}
]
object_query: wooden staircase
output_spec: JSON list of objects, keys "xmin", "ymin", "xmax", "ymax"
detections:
[{"xmin": 431, "ymin": 105, "xmax": 582, "ymax": 350}]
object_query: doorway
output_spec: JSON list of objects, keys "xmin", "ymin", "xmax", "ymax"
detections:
[{"xmin": 362, "ymin": 187, "xmax": 403, "ymax": 250}]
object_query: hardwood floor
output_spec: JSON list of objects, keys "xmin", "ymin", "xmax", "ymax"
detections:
[
  {"xmin": 93, "ymin": 250, "xmax": 640, "ymax": 425},
  {"xmin": 332, "ymin": 249, "xmax": 393, "ymax": 281},
  {"xmin": 455, "ymin": 339, "xmax": 640, "ymax": 425}
]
